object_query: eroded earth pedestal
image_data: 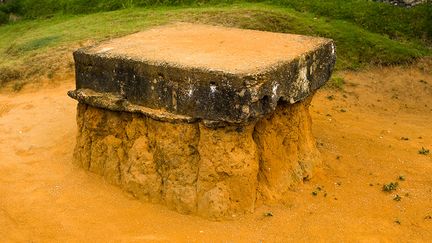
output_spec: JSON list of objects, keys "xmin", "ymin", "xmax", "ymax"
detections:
[{"xmin": 68, "ymin": 23, "xmax": 336, "ymax": 219}]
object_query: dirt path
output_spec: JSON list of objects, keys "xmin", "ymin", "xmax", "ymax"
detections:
[{"xmin": 0, "ymin": 64, "xmax": 431, "ymax": 242}]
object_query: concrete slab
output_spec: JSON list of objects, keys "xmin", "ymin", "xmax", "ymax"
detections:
[{"xmin": 69, "ymin": 23, "xmax": 336, "ymax": 125}]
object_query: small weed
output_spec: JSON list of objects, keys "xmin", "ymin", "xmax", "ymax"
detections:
[
  {"xmin": 394, "ymin": 219, "xmax": 401, "ymax": 225},
  {"xmin": 398, "ymin": 175, "xmax": 405, "ymax": 181},
  {"xmin": 47, "ymin": 71, "xmax": 54, "ymax": 79},
  {"xmin": 382, "ymin": 182, "xmax": 398, "ymax": 192},
  {"xmin": 264, "ymin": 211, "xmax": 273, "ymax": 217},
  {"xmin": 312, "ymin": 191, "xmax": 318, "ymax": 196},
  {"xmin": 393, "ymin": 195, "xmax": 402, "ymax": 202},
  {"xmin": 326, "ymin": 95, "xmax": 334, "ymax": 100},
  {"xmin": 419, "ymin": 80, "xmax": 428, "ymax": 84},
  {"xmin": 425, "ymin": 215, "xmax": 432, "ymax": 220},
  {"xmin": 340, "ymin": 109, "xmax": 347, "ymax": 112},
  {"xmin": 400, "ymin": 137, "xmax": 409, "ymax": 141},
  {"xmin": 418, "ymin": 147, "xmax": 430, "ymax": 155},
  {"xmin": 328, "ymin": 76, "xmax": 345, "ymax": 90},
  {"xmin": 12, "ymin": 81, "xmax": 25, "ymax": 92}
]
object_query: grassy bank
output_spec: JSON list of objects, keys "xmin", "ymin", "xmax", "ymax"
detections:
[
  {"xmin": 266, "ymin": 0, "xmax": 432, "ymax": 42},
  {"xmin": 0, "ymin": 3, "xmax": 431, "ymax": 89},
  {"xmin": 2, "ymin": 0, "xmax": 431, "ymax": 42}
]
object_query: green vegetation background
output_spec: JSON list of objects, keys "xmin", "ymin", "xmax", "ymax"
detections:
[{"xmin": 0, "ymin": 0, "xmax": 431, "ymax": 88}]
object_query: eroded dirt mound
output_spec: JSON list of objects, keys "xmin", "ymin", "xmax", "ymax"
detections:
[{"xmin": 74, "ymin": 98, "xmax": 320, "ymax": 219}]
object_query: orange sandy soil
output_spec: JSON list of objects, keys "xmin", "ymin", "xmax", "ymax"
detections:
[{"xmin": 0, "ymin": 63, "xmax": 431, "ymax": 242}]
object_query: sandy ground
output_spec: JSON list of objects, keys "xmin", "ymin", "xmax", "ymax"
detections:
[{"xmin": 0, "ymin": 63, "xmax": 431, "ymax": 242}]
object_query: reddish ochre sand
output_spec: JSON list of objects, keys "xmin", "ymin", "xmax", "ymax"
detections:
[{"xmin": 0, "ymin": 63, "xmax": 431, "ymax": 241}]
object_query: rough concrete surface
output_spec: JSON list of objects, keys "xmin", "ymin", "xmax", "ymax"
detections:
[
  {"xmin": 74, "ymin": 97, "xmax": 320, "ymax": 219},
  {"xmin": 69, "ymin": 23, "xmax": 335, "ymax": 125}
]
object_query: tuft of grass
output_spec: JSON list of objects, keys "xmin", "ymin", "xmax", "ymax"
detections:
[
  {"xmin": 327, "ymin": 76, "xmax": 345, "ymax": 90},
  {"xmin": 393, "ymin": 194, "xmax": 402, "ymax": 201},
  {"xmin": 12, "ymin": 81, "xmax": 25, "ymax": 92},
  {"xmin": 418, "ymin": 147, "xmax": 430, "ymax": 155},
  {"xmin": 382, "ymin": 182, "xmax": 398, "ymax": 192}
]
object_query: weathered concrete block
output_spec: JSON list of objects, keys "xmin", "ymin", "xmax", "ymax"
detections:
[
  {"xmin": 68, "ymin": 23, "xmax": 335, "ymax": 219},
  {"xmin": 69, "ymin": 23, "xmax": 335, "ymax": 126}
]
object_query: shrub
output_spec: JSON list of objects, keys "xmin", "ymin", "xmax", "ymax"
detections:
[{"xmin": 0, "ymin": 10, "xmax": 8, "ymax": 25}]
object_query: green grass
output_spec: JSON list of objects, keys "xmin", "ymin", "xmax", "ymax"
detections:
[
  {"xmin": 264, "ymin": 0, "xmax": 432, "ymax": 42},
  {"xmin": 0, "ymin": 3, "xmax": 430, "ymax": 88},
  {"xmin": 7, "ymin": 35, "xmax": 61, "ymax": 54},
  {"xmin": 3, "ymin": 0, "xmax": 431, "ymax": 41}
]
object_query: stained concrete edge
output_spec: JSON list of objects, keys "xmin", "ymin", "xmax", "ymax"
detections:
[{"xmin": 68, "ymin": 24, "xmax": 336, "ymax": 124}]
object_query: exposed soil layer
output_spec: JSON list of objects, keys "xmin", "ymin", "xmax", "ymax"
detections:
[
  {"xmin": 0, "ymin": 62, "xmax": 431, "ymax": 241},
  {"xmin": 73, "ymin": 96, "xmax": 320, "ymax": 219}
]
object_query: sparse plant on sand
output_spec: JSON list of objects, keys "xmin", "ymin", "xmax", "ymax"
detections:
[
  {"xmin": 418, "ymin": 147, "xmax": 429, "ymax": 155},
  {"xmin": 382, "ymin": 182, "xmax": 398, "ymax": 192}
]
